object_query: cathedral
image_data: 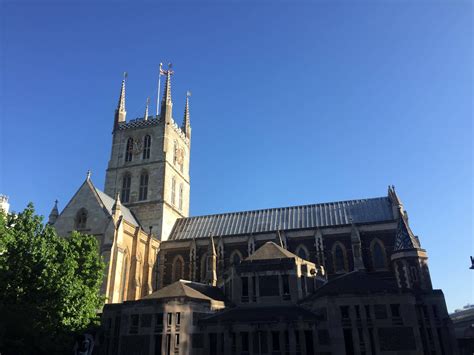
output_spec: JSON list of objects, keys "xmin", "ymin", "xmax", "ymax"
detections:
[{"xmin": 49, "ymin": 67, "xmax": 458, "ymax": 354}]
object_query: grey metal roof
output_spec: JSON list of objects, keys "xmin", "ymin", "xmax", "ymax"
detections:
[
  {"xmin": 168, "ymin": 197, "xmax": 394, "ymax": 241},
  {"xmin": 94, "ymin": 187, "xmax": 140, "ymax": 227}
]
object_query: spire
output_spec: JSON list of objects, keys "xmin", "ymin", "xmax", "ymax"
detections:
[
  {"xmin": 48, "ymin": 199, "xmax": 59, "ymax": 225},
  {"xmin": 86, "ymin": 170, "xmax": 91, "ymax": 181},
  {"xmin": 182, "ymin": 91, "xmax": 191, "ymax": 139},
  {"xmin": 160, "ymin": 64, "xmax": 174, "ymax": 123},
  {"xmin": 114, "ymin": 72, "xmax": 127, "ymax": 130},
  {"xmin": 144, "ymin": 97, "xmax": 150, "ymax": 121},
  {"xmin": 350, "ymin": 219, "xmax": 365, "ymax": 271},
  {"xmin": 112, "ymin": 192, "xmax": 121, "ymax": 214}
]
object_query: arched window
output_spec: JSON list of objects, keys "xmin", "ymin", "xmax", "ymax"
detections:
[
  {"xmin": 172, "ymin": 255, "xmax": 184, "ymax": 283},
  {"xmin": 139, "ymin": 172, "xmax": 149, "ymax": 201},
  {"xmin": 178, "ymin": 183, "xmax": 183, "ymax": 210},
  {"xmin": 75, "ymin": 208, "xmax": 88, "ymax": 229},
  {"xmin": 121, "ymin": 253, "xmax": 129, "ymax": 302},
  {"xmin": 332, "ymin": 243, "xmax": 347, "ymax": 273},
  {"xmin": 230, "ymin": 250, "xmax": 242, "ymax": 266},
  {"xmin": 171, "ymin": 177, "xmax": 176, "ymax": 205},
  {"xmin": 200, "ymin": 253, "xmax": 208, "ymax": 282},
  {"xmin": 125, "ymin": 138, "xmax": 133, "ymax": 162},
  {"xmin": 371, "ymin": 239, "xmax": 387, "ymax": 270},
  {"xmin": 173, "ymin": 140, "xmax": 178, "ymax": 165},
  {"xmin": 121, "ymin": 173, "xmax": 131, "ymax": 203},
  {"xmin": 142, "ymin": 135, "xmax": 151, "ymax": 160},
  {"xmin": 295, "ymin": 245, "xmax": 309, "ymax": 260}
]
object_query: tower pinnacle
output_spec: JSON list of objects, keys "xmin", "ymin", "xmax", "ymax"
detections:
[
  {"xmin": 144, "ymin": 97, "xmax": 150, "ymax": 121},
  {"xmin": 182, "ymin": 91, "xmax": 191, "ymax": 139},
  {"xmin": 114, "ymin": 72, "xmax": 127, "ymax": 130},
  {"xmin": 160, "ymin": 64, "xmax": 174, "ymax": 123}
]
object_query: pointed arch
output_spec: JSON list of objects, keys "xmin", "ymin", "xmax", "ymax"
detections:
[
  {"xmin": 332, "ymin": 242, "xmax": 348, "ymax": 273},
  {"xmin": 229, "ymin": 249, "xmax": 243, "ymax": 266},
  {"xmin": 75, "ymin": 208, "xmax": 88, "ymax": 230},
  {"xmin": 171, "ymin": 255, "xmax": 185, "ymax": 283},
  {"xmin": 121, "ymin": 173, "xmax": 131, "ymax": 203},
  {"xmin": 178, "ymin": 183, "xmax": 183, "ymax": 210},
  {"xmin": 200, "ymin": 252, "xmax": 208, "ymax": 282},
  {"xmin": 295, "ymin": 244, "xmax": 310, "ymax": 261},
  {"xmin": 370, "ymin": 238, "xmax": 387, "ymax": 270},
  {"xmin": 142, "ymin": 135, "xmax": 151, "ymax": 159},
  {"xmin": 125, "ymin": 137, "xmax": 133, "ymax": 162},
  {"xmin": 139, "ymin": 171, "xmax": 149, "ymax": 201},
  {"xmin": 171, "ymin": 176, "xmax": 176, "ymax": 205}
]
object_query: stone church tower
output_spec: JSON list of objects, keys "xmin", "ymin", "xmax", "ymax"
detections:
[{"xmin": 104, "ymin": 68, "xmax": 191, "ymax": 241}]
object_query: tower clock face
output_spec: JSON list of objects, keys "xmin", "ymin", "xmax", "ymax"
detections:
[{"xmin": 132, "ymin": 138, "xmax": 143, "ymax": 155}]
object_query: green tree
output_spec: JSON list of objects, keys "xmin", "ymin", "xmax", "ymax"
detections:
[{"xmin": 0, "ymin": 204, "xmax": 105, "ymax": 354}]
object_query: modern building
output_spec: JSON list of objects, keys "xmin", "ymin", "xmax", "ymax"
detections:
[
  {"xmin": 451, "ymin": 304, "xmax": 474, "ymax": 355},
  {"xmin": 48, "ymin": 68, "xmax": 458, "ymax": 354}
]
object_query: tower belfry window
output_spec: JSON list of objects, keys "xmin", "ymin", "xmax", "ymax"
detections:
[
  {"xmin": 139, "ymin": 172, "xmax": 149, "ymax": 201},
  {"xmin": 178, "ymin": 183, "xmax": 183, "ymax": 210},
  {"xmin": 171, "ymin": 177, "xmax": 176, "ymax": 205},
  {"xmin": 143, "ymin": 135, "xmax": 151, "ymax": 160},
  {"xmin": 121, "ymin": 174, "xmax": 131, "ymax": 203},
  {"xmin": 125, "ymin": 138, "xmax": 133, "ymax": 162}
]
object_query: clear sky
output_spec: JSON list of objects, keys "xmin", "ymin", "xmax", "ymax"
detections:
[{"xmin": 1, "ymin": 1, "xmax": 472, "ymax": 311}]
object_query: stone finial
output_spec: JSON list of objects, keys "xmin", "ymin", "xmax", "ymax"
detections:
[
  {"xmin": 48, "ymin": 199, "xmax": 59, "ymax": 225},
  {"xmin": 182, "ymin": 91, "xmax": 191, "ymax": 139},
  {"xmin": 114, "ymin": 73, "xmax": 127, "ymax": 130},
  {"xmin": 86, "ymin": 170, "xmax": 91, "ymax": 180},
  {"xmin": 144, "ymin": 97, "xmax": 150, "ymax": 121},
  {"xmin": 160, "ymin": 64, "xmax": 174, "ymax": 123},
  {"xmin": 350, "ymin": 222, "xmax": 365, "ymax": 271}
]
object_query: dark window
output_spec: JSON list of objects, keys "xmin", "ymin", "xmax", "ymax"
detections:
[
  {"xmin": 374, "ymin": 305, "xmax": 388, "ymax": 319},
  {"xmin": 242, "ymin": 276, "xmax": 249, "ymax": 301},
  {"xmin": 130, "ymin": 314, "xmax": 139, "ymax": 334},
  {"xmin": 284, "ymin": 330, "xmax": 290, "ymax": 350},
  {"xmin": 272, "ymin": 331, "xmax": 280, "ymax": 351},
  {"xmin": 125, "ymin": 138, "xmax": 133, "ymax": 162},
  {"xmin": 139, "ymin": 172, "xmax": 148, "ymax": 201},
  {"xmin": 259, "ymin": 275, "xmax": 279, "ymax": 296},
  {"xmin": 75, "ymin": 209, "xmax": 87, "ymax": 229},
  {"xmin": 390, "ymin": 304, "xmax": 400, "ymax": 318},
  {"xmin": 282, "ymin": 275, "xmax": 290, "ymax": 299},
  {"xmin": 174, "ymin": 334, "xmax": 179, "ymax": 347},
  {"xmin": 155, "ymin": 313, "xmax": 163, "ymax": 331},
  {"xmin": 334, "ymin": 244, "xmax": 346, "ymax": 272},
  {"xmin": 143, "ymin": 135, "xmax": 151, "ymax": 159},
  {"xmin": 355, "ymin": 305, "xmax": 361, "ymax": 319},
  {"xmin": 175, "ymin": 312, "xmax": 181, "ymax": 325},
  {"xmin": 297, "ymin": 247, "xmax": 308, "ymax": 260},
  {"xmin": 178, "ymin": 183, "xmax": 183, "ymax": 210},
  {"xmin": 231, "ymin": 252, "xmax": 241, "ymax": 265},
  {"xmin": 343, "ymin": 329, "xmax": 354, "ymax": 355},
  {"xmin": 141, "ymin": 314, "xmax": 152, "ymax": 327},
  {"xmin": 305, "ymin": 330, "xmax": 314, "ymax": 355},
  {"xmin": 192, "ymin": 333, "xmax": 203, "ymax": 348},
  {"xmin": 318, "ymin": 329, "xmax": 330, "ymax": 345},
  {"xmin": 121, "ymin": 174, "xmax": 131, "ymax": 203},
  {"xmin": 365, "ymin": 305, "xmax": 371, "ymax": 319},
  {"xmin": 432, "ymin": 305, "xmax": 439, "ymax": 319},
  {"xmin": 372, "ymin": 242, "xmax": 386, "ymax": 270},
  {"xmin": 241, "ymin": 332, "xmax": 249, "ymax": 352},
  {"xmin": 378, "ymin": 327, "xmax": 416, "ymax": 351},
  {"xmin": 340, "ymin": 306, "xmax": 350, "ymax": 319},
  {"xmin": 167, "ymin": 313, "xmax": 172, "ymax": 326}
]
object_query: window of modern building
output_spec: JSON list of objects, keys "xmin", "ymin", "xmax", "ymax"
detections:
[
  {"xmin": 130, "ymin": 314, "xmax": 139, "ymax": 334},
  {"xmin": 155, "ymin": 313, "xmax": 163, "ymax": 331},
  {"xmin": 75, "ymin": 208, "xmax": 87, "ymax": 229},
  {"xmin": 121, "ymin": 174, "xmax": 131, "ymax": 203},
  {"xmin": 171, "ymin": 177, "xmax": 176, "ymax": 205},
  {"xmin": 175, "ymin": 312, "xmax": 181, "ymax": 325},
  {"xmin": 141, "ymin": 314, "xmax": 152, "ymax": 328},
  {"xmin": 139, "ymin": 172, "xmax": 149, "ymax": 201},
  {"xmin": 125, "ymin": 137, "xmax": 133, "ymax": 162},
  {"xmin": 167, "ymin": 313, "xmax": 172, "ymax": 326},
  {"xmin": 241, "ymin": 332, "xmax": 249, "ymax": 352},
  {"xmin": 241, "ymin": 277, "xmax": 249, "ymax": 302},
  {"xmin": 143, "ymin": 135, "xmax": 151, "ymax": 159},
  {"xmin": 390, "ymin": 304, "xmax": 401, "ymax": 318},
  {"xmin": 175, "ymin": 334, "xmax": 180, "ymax": 348},
  {"xmin": 272, "ymin": 331, "xmax": 280, "ymax": 351}
]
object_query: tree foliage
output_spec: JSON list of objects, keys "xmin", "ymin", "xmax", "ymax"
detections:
[{"xmin": 0, "ymin": 204, "xmax": 105, "ymax": 354}]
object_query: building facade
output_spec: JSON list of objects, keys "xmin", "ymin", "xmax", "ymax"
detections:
[{"xmin": 48, "ymin": 69, "xmax": 458, "ymax": 353}]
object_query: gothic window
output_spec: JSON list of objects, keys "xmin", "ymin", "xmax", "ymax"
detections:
[
  {"xmin": 230, "ymin": 250, "xmax": 242, "ymax": 266},
  {"xmin": 75, "ymin": 208, "xmax": 87, "ymax": 229},
  {"xmin": 173, "ymin": 140, "xmax": 178, "ymax": 165},
  {"xmin": 121, "ymin": 253, "xmax": 129, "ymax": 302},
  {"xmin": 125, "ymin": 138, "xmax": 133, "ymax": 162},
  {"xmin": 295, "ymin": 245, "xmax": 309, "ymax": 260},
  {"xmin": 371, "ymin": 239, "xmax": 387, "ymax": 270},
  {"xmin": 139, "ymin": 172, "xmax": 149, "ymax": 201},
  {"xmin": 142, "ymin": 135, "xmax": 151, "ymax": 160},
  {"xmin": 121, "ymin": 173, "xmax": 131, "ymax": 203},
  {"xmin": 171, "ymin": 255, "xmax": 184, "ymax": 283},
  {"xmin": 332, "ymin": 242, "xmax": 347, "ymax": 273},
  {"xmin": 178, "ymin": 183, "xmax": 183, "ymax": 210},
  {"xmin": 171, "ymin": 177, "xmax": 176, "ymax": 205},
  {"xmin": 200, "ymin": 253, "xmax": 208, "ymax": 282}
]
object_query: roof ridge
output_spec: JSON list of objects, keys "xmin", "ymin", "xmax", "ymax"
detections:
[{"xmin": 180, "ymin": 196, "xmax": 389, "ymax": 220}]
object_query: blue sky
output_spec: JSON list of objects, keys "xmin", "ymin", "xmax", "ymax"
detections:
[{"xmin": 1, "ymin": 1, "xmax": 472, "ymax": 311}]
